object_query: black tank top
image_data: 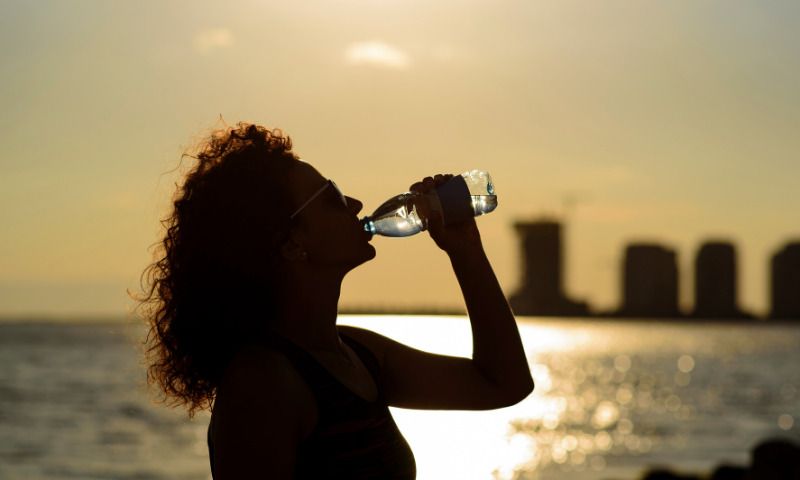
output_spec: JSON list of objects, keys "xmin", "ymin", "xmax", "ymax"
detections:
[{"xmin": 207, "ymin": 330, "xmax": 417, "ymax": 479}]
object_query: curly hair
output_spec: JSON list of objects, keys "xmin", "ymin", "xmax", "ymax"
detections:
[{"xmin": 134, "ymin": 122, "xmax": 299, "ymax": 417}]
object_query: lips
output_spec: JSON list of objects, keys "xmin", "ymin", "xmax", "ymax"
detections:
[
  {"xmin": 358, "ymin": 217, "xmax": 374, "ymax": 241},
  {"xmin": 362, "ymin": 226, "xmax": 374, "ymax": 242}
]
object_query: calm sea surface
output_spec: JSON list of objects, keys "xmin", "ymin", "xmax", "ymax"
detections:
[{"xmin": 0, "ymin": 316, "xmax": 798, "ymax": 480}]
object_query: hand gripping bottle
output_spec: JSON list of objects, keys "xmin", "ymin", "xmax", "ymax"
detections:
[{"xmin": 360, "ymin": 170, "xmax": 497, "ymax": 238}]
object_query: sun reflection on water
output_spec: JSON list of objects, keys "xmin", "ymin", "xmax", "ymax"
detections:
[{"xmin": 339, "ymin": 315, "xmax": 800, "ymax": 480}]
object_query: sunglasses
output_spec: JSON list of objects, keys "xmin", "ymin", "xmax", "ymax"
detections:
[{"xmin": 289, "ymin": 179, "xmax": 348, "ymax": 220}]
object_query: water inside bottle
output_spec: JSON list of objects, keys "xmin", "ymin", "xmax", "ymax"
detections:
[
  {"xmin": 369, "ymin": 202, "xmax": 425, "ymax": 237},
  {"xmin": 362, "ymin": 192, "xmax": 497, "ymax": 237},
  {"xmin": 471, "ymin": 195, "xmax": 497, "ymax": 216}
]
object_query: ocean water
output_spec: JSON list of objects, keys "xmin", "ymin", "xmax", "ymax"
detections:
[{"xmin": 0, "ymin": 316, "xmax": 798, "ymax": 480}]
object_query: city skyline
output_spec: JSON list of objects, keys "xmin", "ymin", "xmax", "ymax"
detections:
[
  {"xmin": 1, "ymin": 207, "xmax": 797, "ymax": 319},
  {"xmin": 509, "ymin": 219, "xmax": 799, "ymax": 320}
]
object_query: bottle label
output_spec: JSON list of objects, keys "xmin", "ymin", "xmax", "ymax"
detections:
[{"xmin": 436, "ymin": 175, "xmax": 473, "ymax": 226}]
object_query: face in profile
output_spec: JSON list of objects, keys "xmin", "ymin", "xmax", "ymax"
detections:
[{"xmin": 282, "ymin": 160, "xmax": 376, "ymax": 273}]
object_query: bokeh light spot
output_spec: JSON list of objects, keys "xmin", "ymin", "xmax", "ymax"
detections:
[
  {"xmin": 591, "ymin": 401, "xmax": 620, "ymax": 429},
  {"xmin": 616, "ymin": 384, "xmax": 634, "ymax": 405},
  {"xmin": 665, "ymin": 394, "xmax": 682, "ymax": 412},
  {"xmin": 614, "ymin": 355, "xmax": 631, "ymax": 372},
  {"xmin": 617, "ymin": 418, "xmax": 634, "ymax": 435},
  {"xmin": 778, "ymin": 414, "xmax": 794, "ymax": 430},
  {"xmin": 677, "ymin": 355, "xmax": 695, "ymax": 373},
  {"xmin": 594, "ymin": 431, "xmax": 613, "ymax": 450}
]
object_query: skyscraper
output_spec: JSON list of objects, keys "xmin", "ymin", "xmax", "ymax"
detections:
[
  {"xmin": 693, "ymin": 241, "xmax": 749, "ymax": 319},
  {"xmin": 619, "ymin": 243, "xmax": 680, "ymax": 318},
  {"xmin": 770, "ymin": 242, "xmax": 800, "ymax": 320},
  {"xmin": 509, "ymin": 220, "xmax": 588, "ymax": 316}
]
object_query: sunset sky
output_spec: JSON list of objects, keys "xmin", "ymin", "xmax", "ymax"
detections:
[{"xmin": 1, "ymin": 0, "xmax": 798, "ymax": 318}]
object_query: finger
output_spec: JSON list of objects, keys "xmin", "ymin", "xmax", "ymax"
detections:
[
  {"xmin": 416, "ymin": 193, "xmax": 431, "ymax": 219},
  {"xmin": 422, "ymin": 177, "xmax": 435, "ymax": 191},
  {"xmin": 428, "ymin": 208, "xmax": 444, "ymax": 234},
  {"xmin": 434, "ymin": 174, "xmax": 445, "ymax": 185},
  {"xmin": 409, "ymin": 181, "xmax": 423, "ymax": 193}
]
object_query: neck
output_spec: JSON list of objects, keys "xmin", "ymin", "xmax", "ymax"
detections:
[{"xmin": 271, "ymin": 265, "xmax": 346, "ymax": 355}]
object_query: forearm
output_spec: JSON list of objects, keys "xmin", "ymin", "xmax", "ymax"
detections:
[{"xmin": 448, "ymin": 245, "xmax": 534, "ymax": 397}]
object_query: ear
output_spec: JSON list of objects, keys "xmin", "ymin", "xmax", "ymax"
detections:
[{"xmin": 279, "ymin": 235, "xmax": 308, "ymax": 262}]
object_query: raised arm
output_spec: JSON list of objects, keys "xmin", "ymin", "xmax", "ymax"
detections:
[
  {"xmin": 341, "ymin": 174, "xmax": 533, "ymax": 411},
  {"xmin": 447, "ymin": 240, "xmax": 534, "ymax": 399},
  {"xmin": 414, "ymin": 173, "xmax": 533, "ymax": 398}
]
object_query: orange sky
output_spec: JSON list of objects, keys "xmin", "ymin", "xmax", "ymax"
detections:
[{"xmin": 1, "ymin": 1, "xmax": 798, "ymax": 317}]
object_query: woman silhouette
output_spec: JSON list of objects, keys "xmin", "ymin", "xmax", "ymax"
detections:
[{"xmin": 138, "ymin": 123, "xmax": 534, "ymax": 479}]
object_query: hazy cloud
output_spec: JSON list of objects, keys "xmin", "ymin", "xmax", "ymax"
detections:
[
  {"xmin": 345, "ymin": 41, "xmax": 410, "ymax": 69},
  {"xmin": 194, "ymin": 28, "xmax": 234, "ymax": 54}
]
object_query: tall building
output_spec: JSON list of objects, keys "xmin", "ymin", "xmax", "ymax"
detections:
[
  {"xmin": 509, "ymin": 220, "xmax": 588, "ymax": 316},
  {"xmin": 619, "ymin": 243, "xmax": 680, "ymax": 318},
  {"xmin": 693, "ymin": 241, "xmax": 749, "ymax": 319},
  {"xmin": 770, "ymin": 242, "xmax": 800, "ymax": 319}
]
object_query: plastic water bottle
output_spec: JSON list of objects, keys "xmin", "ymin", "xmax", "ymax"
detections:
[{"xmin": 361, "ymin": 170, "xmax": 497, "ymax": 238}]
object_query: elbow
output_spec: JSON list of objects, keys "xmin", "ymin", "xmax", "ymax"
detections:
[
  {"xmin": 500, "ymin": 377, "xmax": 535, "ymax": 408},
  {"xmin": 524, "ymin": 376, "xmax": 535, "ymax": 397},
  {"xmin": 517, "ymin": 377, "xmax": 535, "ymax": 401}
]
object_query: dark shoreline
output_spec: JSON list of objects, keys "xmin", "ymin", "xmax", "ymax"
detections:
[
  {"xmin": 340, "ymin": 309, "xmax": 800, "ymax": 324},
  {"xmin": 1, "ymin": 313, "xmax": 799, "ymax": 325}
]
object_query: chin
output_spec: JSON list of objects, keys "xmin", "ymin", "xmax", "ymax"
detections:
[
  {"xmin": 349, "ymin": 244, "xmax": 376, "ymax": 270},
  {"xmin": 357, "ymin": 244, "xmax": 377, "ymax": 265},
  {"xmin": 340, "ymin": 244, "xmax": 376, "ymax": 273}
]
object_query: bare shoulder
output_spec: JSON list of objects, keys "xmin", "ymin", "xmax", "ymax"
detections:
[{"xmin": 337, "ymin": 325, "xmax": 392, "ymax": 369}]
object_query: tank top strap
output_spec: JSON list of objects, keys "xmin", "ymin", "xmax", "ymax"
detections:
[
  {"xmin": 339, "ymin": 330, "xmax": 382, "ymax": 384},
  {"xmin": 261, "ymin": 330, "xmax": 386, "ymax": 406}
]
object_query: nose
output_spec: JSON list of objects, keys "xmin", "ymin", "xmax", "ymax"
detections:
[{"xmin": 347, "ymin": 196, "xmax": 363, "ymax": 216}]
